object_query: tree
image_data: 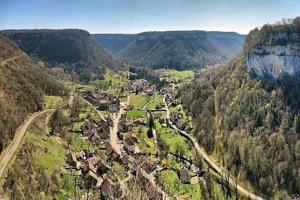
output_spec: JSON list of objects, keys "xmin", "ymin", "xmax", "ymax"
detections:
[{"xmin": 49, "ymin": 109, "xmax": 69, "ymax": 135}]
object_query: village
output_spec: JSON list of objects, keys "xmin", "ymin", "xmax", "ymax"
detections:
[{"xmin": 63, "ymin": 72, "xmax": 204, "ymax": 199}]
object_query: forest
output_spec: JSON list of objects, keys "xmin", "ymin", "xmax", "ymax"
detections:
[
  {"xmin": 1, "ymin": 29, "xmax": 123, "ymax": 82},
  {"xmin": 179, "ymin": 56, "xmax": 300, "ymax": 198},
  {"xmin": 0, "ymin": 35, "xmax": 65, "ymax": 151}
]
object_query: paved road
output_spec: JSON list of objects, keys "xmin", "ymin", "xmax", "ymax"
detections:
[
  {"xmin": 0, "ymin": 109, "xmax": 55, "ymax": 178},
  {"xmin": 163, "ymin": 95, "xmax": 264, "ymax": 200}
]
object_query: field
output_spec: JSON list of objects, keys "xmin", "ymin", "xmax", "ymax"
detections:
[
  {"xmin": 159, "ymin": 69, "xmax": 194, "ymax": 81},
  {"xmin": 126, "ymin": 109, "xmax": 146, "ymax": 120},
  {"xmin": 159, "ymin": 170, "xmax": 201, "ymax": 200},
  {"xmin": 146, "ymin": 95, "xmax": 163, "ymax": 110},
  {"xmin": 129, "ymin": 94, "xmax": 151, "ymax": 109},
  {"xmin": 27, "ymin": 131, "xmax": 66, "ymax": 175},
  {"xmin": 131, "ymin": 126, "xmax": 158, "ymax": 154},
  {"xmin": 155, "ymin": 121, "xmax": 194, "ymax": 158},
  {"xmin": 43, "ymin": 95, "xmax": 63, "ymax": 109}
]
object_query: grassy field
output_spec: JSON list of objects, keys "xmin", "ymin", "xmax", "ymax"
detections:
[
  {"xmin": 43, "ymin": 95, "xmax": 63, "ymax": 109},
  {"xmin": 126, "ymin": 109, "xmax": 146, "ymax": 120},
  {"xmin": 160, "ymin": 170, "xmax": 201, "ymax": 200},
  {"xmin": 129, "ymin": 94, "xmax": 151, "ymax": 109},
  {"xmin": 91, "ymin": 69, "xmax": 128, "ymax": 96},
  {"xmin": 160, "ymin": 69, "xmax": 194, "ymax": 81},
  {"xmin": 27, "ymin": 131, "xmax": 66, "ymax": 175},
  {"xmin": 155, "ymin": 121, "xmax": 193, "ymax": 157},
  {"xmin": 146, "ymin": 95, "xmax": 163, "ymax": 110},
  {"xmin": 131, "ymin": 126, "xmax": 158, "ymax": 154}
]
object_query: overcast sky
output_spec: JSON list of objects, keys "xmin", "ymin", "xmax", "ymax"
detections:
[{"xmin": 0, "ymin": 0, "xmax": 299, "ymax": 34}]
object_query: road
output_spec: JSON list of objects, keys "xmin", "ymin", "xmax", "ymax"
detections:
[
  {"xmin": 163, "ymin": 95, "xmax": 264, "ymax": 200},
  {"xmin": 0, "ymin": 109, "xmax": 55, "ymax": 178}
]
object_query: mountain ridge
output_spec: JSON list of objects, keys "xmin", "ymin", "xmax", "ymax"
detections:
[
  {"xmin": 1, "ymin": 29, "xmax": 123, "ymax": 82},
  {"xmin": 92, "ymin": 30, "xmax": 246, "ymax": 70}
]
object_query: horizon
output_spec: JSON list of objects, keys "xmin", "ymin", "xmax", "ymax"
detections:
[{"xmin": 1, "ymin": 0, "xmax": 300, "ymax": 34}]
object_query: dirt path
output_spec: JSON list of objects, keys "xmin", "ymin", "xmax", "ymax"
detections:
[
  {"xmin": 0, "ymin": 109, "xmax": 55, "ymax": 178},
  {"xmin": 163, "ymin": 95, "xmax": 264, "ymax": 200}
]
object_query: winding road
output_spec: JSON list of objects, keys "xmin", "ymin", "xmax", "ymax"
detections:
[
  {"xmin": 0, "ymin": 109, "xmax": 55, "ymax": 178},
  {"xmin": 163, "ymin": 95, "xmax": 264, "ymax": 200}
]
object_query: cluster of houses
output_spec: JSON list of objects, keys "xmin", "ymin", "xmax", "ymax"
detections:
[
  {"xmin": 80, "ymin": 118, "xmax": 112, "ymax": 145},
  {"xmin": 128, "ymin": 79, "xmax": 156, "ymax": 96},
  {"xmin": 84, "ymin": 89, "xmax": 120, "ymax": 112},
  {"xmin": 170, "ymin": 112, "xmax": 192, "ymax": 131}
]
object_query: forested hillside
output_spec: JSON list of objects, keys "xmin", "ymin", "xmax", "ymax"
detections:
[
  {"xmin": 92, "ymin": 31, "xmax": 245, "ymax": 70},
  {"xmin": 0, "ymin": 35, "xmax": 65, "ymax": 151},
  {"xmin": 179, "ymin": 22, "xmax": 300, "ymax": 199},
  {"xmin": 1, "ymin": 29, "xmax": 123, "ymax": 82}
]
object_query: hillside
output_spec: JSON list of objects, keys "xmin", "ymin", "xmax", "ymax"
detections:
[
  {"xmin": 0, "ymin": 35, "xmax": 65, "ymax": 151},
  {"xmin": 179, "ymin": 19, "xmax": 300, "ymax": 199},
  {"xmin": 92, "ymin": 31, "xmax": 246, "ymax": 70},
  {"xmin": 1, "ymin": 29, "xmax": 123, "ymax": 82}
]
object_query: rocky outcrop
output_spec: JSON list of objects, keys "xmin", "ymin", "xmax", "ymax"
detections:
[
  {"xmin": 244, "ymin": 22, "xmax": 300, "ymax": 78},
  {"xmin": 245, "ymin": 44, "xmax": 300, "ymax": 77}
]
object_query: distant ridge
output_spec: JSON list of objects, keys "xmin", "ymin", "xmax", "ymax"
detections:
[
  {"xmin": 92, "ymin": 30, "xmax": 246, "ymax": 70},
  {"xmin": 1, "ymin": 29, "xmax": 123, "ymax": 82}
]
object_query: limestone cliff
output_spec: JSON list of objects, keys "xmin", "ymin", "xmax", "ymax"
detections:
[{"xmin": 244, "ymin": 18, "xmax": 300, "ymax": 77}]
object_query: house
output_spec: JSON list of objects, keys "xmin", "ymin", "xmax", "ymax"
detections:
[
  {"xmin": 84, "ymin": 170, "xmax": 103, "ymax": 188},
  {"xmin": 178, "ymin": 168, "xmax": 191, "ymax": 184},
  {"xmin": 190, "ymin": 176, "xmax": 199, "ymax": 184},
  {"xmin": 125, "ymin": 134, "xmax": 139, "ymax": 145},
  {"xmin": 97, "ymin": 99, "xmax": 110, "ymax": 111},
  {"xmin": 105, "ymin": 142, "xmax": 120, "ymax": 160},
  {"xmin": 66, "ymin": 152, "xmax": 81, "ymax": 169},
  {"xmin": 119, "ymin": 121, "xmax": 133, "ymax": 132},
  {"xmin": 100, "ymin": 178, "xmax": 123, "ymax": 199},
  {"xmin": 77, "ymin": 149, "xmax": 86, "ymax": 161},
  {"xmin": 118, "ymin": 156, "xmax": 129, "ymax": 166},
  {"xmin": 96, "ymin": 160, "xmax": 111, "ymax": 175},
  {"xmin": 83, "ymin": 156, "xmax": 101, "ymax": 172},
  {"xmin": 124, "ymin": 143, "xmax": 136, "ymax": 154},
  {"xmin": 170, "ymin": 112, "xmax": 180, "ymax": 124},
  {"xmin": 140, "ymin": 157, "xmax": 157, "ymax": 173},
  {"xmin": 165, "ymin": 93, "xmax": 173, "ymax": 101},
  {"xmin": 175, "ymin": 120, "xmax": 187, "ymax": 130},
  {"xmin": 107, "ymin": 116, "xmax": 114, "ymax": 127},
  {"xmin": 145, "ymin": 88, "xmax": 154, "ymax": 96},
  {"xmin": 155, "ymin": 103, "xmax": 165, "ymax": 110},
  {"xmin": 109, "ymin": 103, "xmax": 119, "ymax": 113}
]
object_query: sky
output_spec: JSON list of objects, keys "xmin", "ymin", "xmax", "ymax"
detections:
[{"xmin": 0, "ymin": 0, "xmax": 299, "ymax": 34}]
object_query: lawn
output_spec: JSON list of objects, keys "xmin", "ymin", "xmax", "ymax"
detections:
[
  {"xmin": 160, "ymin": 170, "xmax": 201, "ymax": 200},
  {"xmin": 27, "ymin": 131, "xmax": 67, "ymax": 176},
  {"xmin": 126, "ymin": 109, "xmax": 146, "ymax": 120},
  {"xmin": 155, "ymin": 121, "xmax": 192, "ymax": 157},
  {"xmin": 43, "ymin": 95, "xmax": 63, "ymax": 109},
  {"xmin": 129, "ymin": 94, "xmax": 151, "ymax": 109}
]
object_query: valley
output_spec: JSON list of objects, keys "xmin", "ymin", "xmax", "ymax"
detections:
[
  {"xmin": 0, "ymin": 6, "xmax": 300, "ymax": 199},
  {"xmin": 0, "ymin": 67, "xmax": 266, "ymax": 199}
]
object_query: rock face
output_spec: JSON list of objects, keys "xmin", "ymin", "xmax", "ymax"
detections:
[{"xmin": 244, "ymin": 26, "xmax": 300, "ymax": 77}]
